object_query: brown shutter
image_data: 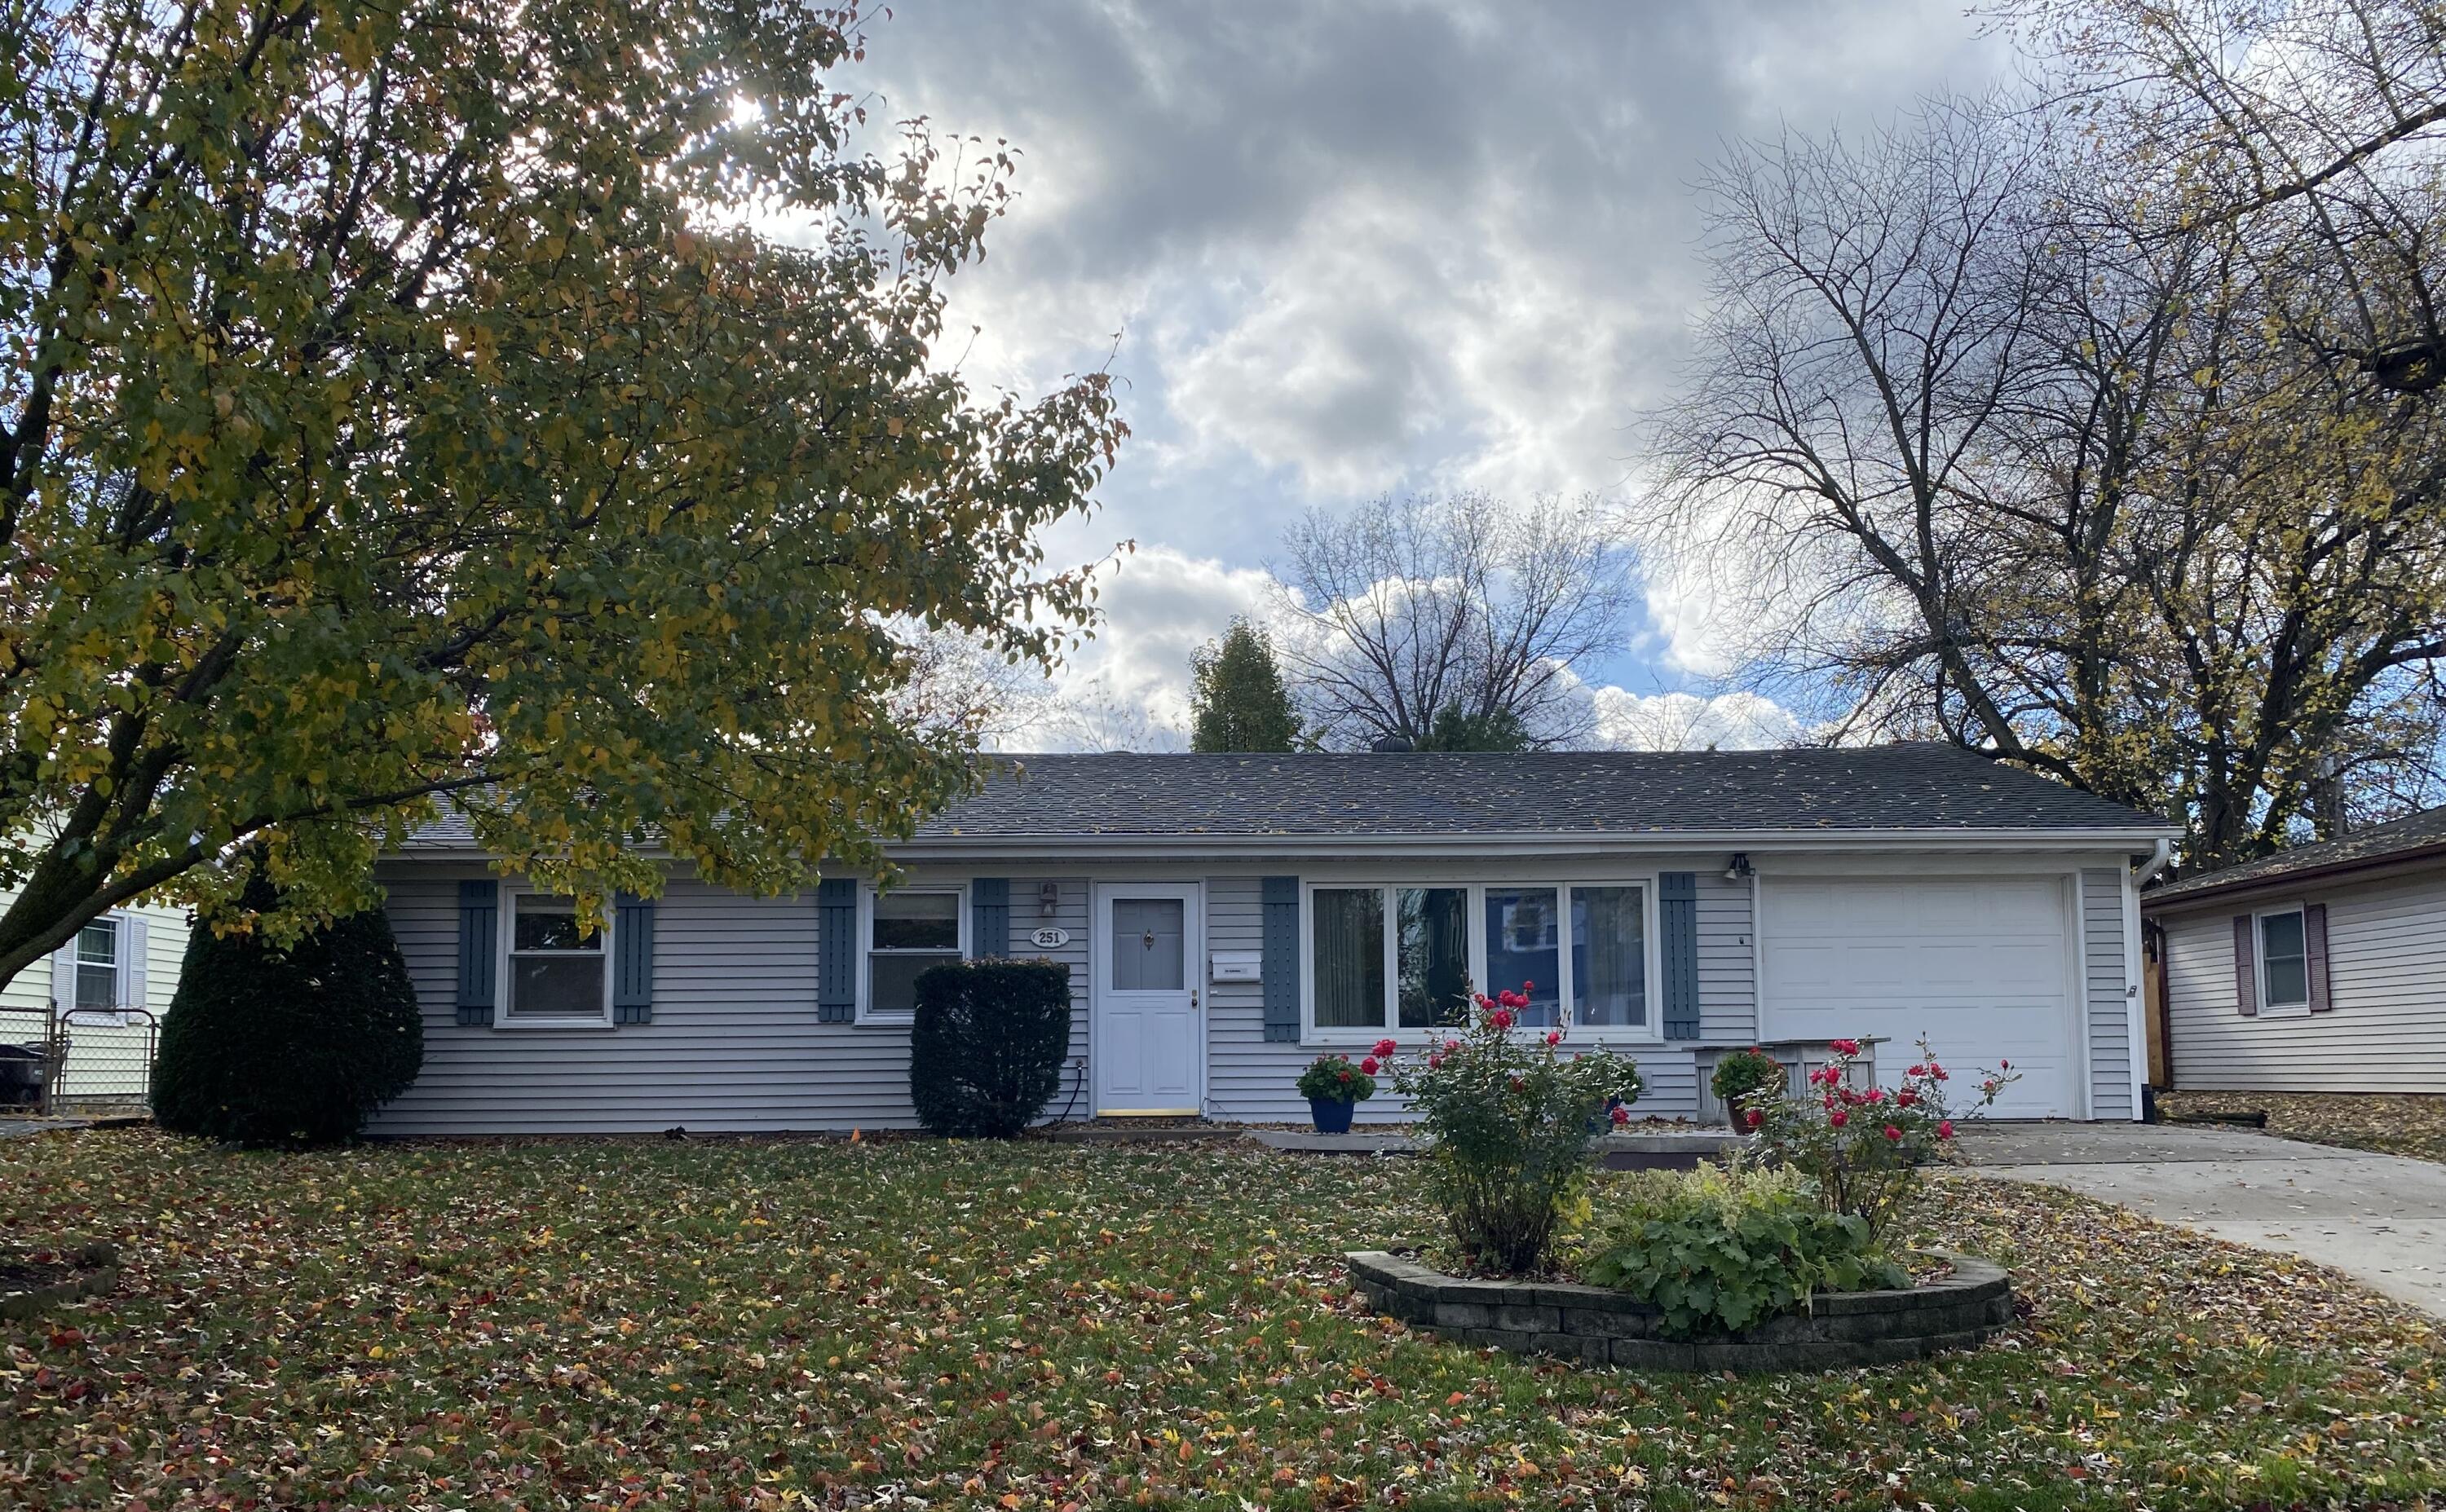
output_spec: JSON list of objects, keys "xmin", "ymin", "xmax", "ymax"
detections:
[
  {"xmin": 2232, "ymin": 914, "xmax": 2257, "ymax": 1016},
  {"xmin": 2304, "ymin": 903, "xmax": 2331, "ymax": 1013}
]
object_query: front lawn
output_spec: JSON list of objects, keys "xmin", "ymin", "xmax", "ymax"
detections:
[
  {"xmin": 2161, "ymin": 1088, "xmax": 2446, "ymax": 1165},
  {"xmin": 4, "ymin": 1130, "xmax": 2442, "ymax": 1510}
]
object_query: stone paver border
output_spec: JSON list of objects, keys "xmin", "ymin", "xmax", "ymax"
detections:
[
  {"xmin": 0, "ymin": 1240, "xmax": 120, "ymax": 1320},
  {"xmin": 1347, "ymin": 1247, "xmax": 2011, "ymax": 1373}
]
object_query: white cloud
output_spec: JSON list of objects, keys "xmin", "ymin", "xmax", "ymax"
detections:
[{"xmin": 1592, "ymin": 688, "xmax": 1799, "ymax": 752}]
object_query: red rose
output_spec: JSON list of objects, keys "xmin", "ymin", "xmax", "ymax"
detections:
[
  {"xmin": 1830, "ymin": 1038, "xmax": 1861, "ymax": 1057},
  {"xmin": 1508, "ymin": 1076, "xmax": 1526, "ymax": 1092},
  {"xmin": 1427, "ymin": 1054, "xmax": 1443, "ymax": 1069},
  {"xmin": 1937, "ymin": 1119, "xmax": 1954, "ymax": 1140},
  {"xmin": 1610, "ymin": 1104, "xmax": 1631, "ymax": 1126},
  {"xmin": 1999, "ymin": 1059, "xmax": 2011, "ymax": 1070},
  {"xmin": 1490, "ymin": 1008, "xmax": 1513, "ymax": 1030},
  {"xmin": 1743, "ymin": 1108, "xmax": 1764, "ymax": 1130},
  {"xmin": 1906, "ymin": 1064, "xmax": 1927, "ymax": 1078},
  {"xmin": 1373, "ymin": 1038, "xmax": 1398, "ymax": 1058},
  {"xmin": 1895, "ymin": 1089, "xmax": 1918, "ymax": 1107},
  {"xmin": 1359, "ymin": 1057, "xmax": 1380, "ymax": 1075},
  {"xmin": 1830, "ymin": 1109, "xmax": 1848, "ymax": 1128},
  {"xmin": 1883, "ymin": 1124, "xmax": 1903, "ymax": 1142},
  {"xmin": 1543, "ymin": 1031, "xmax": 1561, "ymax": 1047},
  {"xmin": 1522, "ymin": 980, "xmax": 1535, "ymax": 992}
]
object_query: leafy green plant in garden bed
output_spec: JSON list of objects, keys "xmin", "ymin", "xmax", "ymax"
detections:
[{"xmin": 1574, "ymin": 1165, "xmax": 1908, "ymax": 1335}]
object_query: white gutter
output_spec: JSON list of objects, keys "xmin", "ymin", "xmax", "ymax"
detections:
[{"xmin": 2132, "ymin": 836, "xmax": 2174, "ymax": 885}]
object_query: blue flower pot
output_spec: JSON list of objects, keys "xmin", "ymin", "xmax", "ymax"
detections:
[{"xmin": 1309, "ymin": 1095, "xmax": 1356, "ymax": 1135}]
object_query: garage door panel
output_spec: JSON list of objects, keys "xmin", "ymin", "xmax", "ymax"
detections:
[{"xmin": 1762, "ymin": 875, "xmax": 2078, "ymax": 1118}]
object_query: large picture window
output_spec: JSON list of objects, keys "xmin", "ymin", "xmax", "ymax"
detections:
[
  {"xmin": 506, "ymin": 893, "xmax": 610, "ymax": 1023},
  {"xmin": 867, "ymin": 889, "xmax": 965, "ymax": 1018},
  {"xmin": 1307, "ymin": 881, "xmax": 1650, "ymax": 1038}
]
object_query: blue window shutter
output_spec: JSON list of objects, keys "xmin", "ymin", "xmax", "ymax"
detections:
[
  {"xmin": 613, "ymin": 893, "xmax": 656, "ymax": 1024},
  {"xmin": 818, "ymin": 878, "xmax": 858, "ymax": 1022},
  {"xmin": 972, "ymin": 878, "xmax": 1009, "ymax": 959},
  {"xmin": 1261, "ymin": 876, "xmax": 1300, "ymax": 1043},
  {"xmin": 457, "ymin": 880, "xmax": 498, "ymax": 1027},
  {"xmin": 1660, "ymin": 871, "xmax": 1699, "ymax": 1040}
]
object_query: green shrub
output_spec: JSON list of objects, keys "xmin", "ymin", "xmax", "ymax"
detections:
[
  {"xmin": 152, "ymin": 904, "xmax": 424, "ymax": 1148},
  {"xmin": 1574, "ymin": 1165, "xmax": 1908, "ymax": 1337},
  {"xmin": 908, "ymin": 959, "xmax": 1072, "ymax": 1138},
  {"xmin": 1384, "ymin": 981, "xmax": 1643, "ymax": 1274},
  {"xmin": 1708, "ymin": 1046, "xmax": 1786, "ymax": 1118}
]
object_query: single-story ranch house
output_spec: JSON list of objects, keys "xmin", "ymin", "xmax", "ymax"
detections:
[
  {"xmin": 369, "ymin": 744, "xmax": 2179, "ymax": 1135},
  {"xmin": 2144, "ymin": 802, "xmax": 2446, "ymax": 1094}
]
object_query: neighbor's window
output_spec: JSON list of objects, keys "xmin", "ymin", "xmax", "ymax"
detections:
[
  {"xmin": 74, "ymin": 917, "xmax": 119, "ymax": 1011},
  {"xmin": 1395, "ymin": 887, "xmax": 1470, "ymax": 1029},
  {"xmin": 868, "ymin": 890, "xmax": 962, "ymax": 1016},
  {"xmin": 1483, "ymin": 886, "xmax": 1562, "ymax": 1027},
  {"xmin": 2258, "ymin": 908, "xmax": 2309, "ymax": 1009},
  {"xmin": 1570, "ymin": 885, "xmax": 1647, "ymax": 1027},
  {"xmin": 506, "ymin": 894, "xmax": 609, "ymax": 1021}
]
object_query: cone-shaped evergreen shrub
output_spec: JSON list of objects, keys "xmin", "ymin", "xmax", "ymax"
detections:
[
  {"xmin": 908, "ymin": 959, "xmax": 1072, "ymax": 1137},
  {"xmin": 152, "ymin": 901, "xmax": 424, "ymax": 1147}
]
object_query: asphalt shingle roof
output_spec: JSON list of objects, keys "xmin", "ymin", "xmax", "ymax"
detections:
[
  {"xmin": 907, "ymin": 743, "xmax": 2165, "ymax": 839},
  {"xmin": 397, "ymin": 743, "xmax": 2170, "ymax": 853},
  {"xmin": 2146, "ymin": 803, "xmax": 2446, "ymax": 903}
]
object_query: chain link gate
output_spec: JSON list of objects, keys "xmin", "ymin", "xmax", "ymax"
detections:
[{"xmin": 1, "ymin": 1004, "xmax": 157, "ymax": 1117}]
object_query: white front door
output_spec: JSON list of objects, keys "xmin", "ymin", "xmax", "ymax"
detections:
[{"xmin": 1093, "ymin": 884, "xmax": 1203, "ymax": 1115}]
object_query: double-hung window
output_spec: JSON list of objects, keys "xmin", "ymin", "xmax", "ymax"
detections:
[
  {"xmin": 865, "ymin": 888, "xmax": 965, "ymax": 1018},
  {"xmin": 504, "ymin": 893, "xmax": 612, "ymax": 1025},
  {"xmin": 2257, "ymin": 907, "xmax": 2310, "ymax": 1011},
  {"xmin": 1309, "ymin": 882, "xmax": 1650, "ymax": 1037},
  {"xmin": 74, "ymin": 918, "xmax": 120, "ymax": 1011}
]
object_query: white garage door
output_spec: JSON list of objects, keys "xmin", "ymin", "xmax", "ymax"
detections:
[{"xmin": 1761, "ymin": 876, "xmax": 2080, "ymax": 1119}]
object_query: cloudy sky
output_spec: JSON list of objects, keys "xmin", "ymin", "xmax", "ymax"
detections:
[{"xmin": 837, "ymin": 1, "xmax": 2007, "ymax": 747}]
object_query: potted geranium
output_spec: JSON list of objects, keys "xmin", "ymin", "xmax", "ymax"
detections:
[
  {"xmin": 1709, "ymin": 1045, "xmax": 1786, "ymax": 1129},
  {"xmin": 1296, "ymin": 1047, "xmax": 1386, "ymax": 1134}
]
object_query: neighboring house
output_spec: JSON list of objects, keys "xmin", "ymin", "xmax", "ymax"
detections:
[
  {"xmin": 369, "ymin": 743, "xmax": 2174, "ymax": 1135},
  {"xmin": 2144, "ymin": 804, "xmax": 2446, "ymax": 1094},
  {"xmin": 0, "ymin": 885, "xmax": 190, "ymax": 1104}
]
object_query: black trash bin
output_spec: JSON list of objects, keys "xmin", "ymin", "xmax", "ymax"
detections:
[{"xmin": 0, "ymin": 1043, "xmax": 48, "ymax": 1109}]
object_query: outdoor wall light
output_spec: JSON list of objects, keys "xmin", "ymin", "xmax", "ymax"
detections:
[
  {"xmin": 1724, "ymin": 853, "xmax": 1754, "ymax": 883},
  {"xmin": 1038, "ymin": 880, "xmax": 1062, "ymax": 919}
]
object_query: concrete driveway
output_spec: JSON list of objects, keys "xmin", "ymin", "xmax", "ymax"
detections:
[{"xmin": 1959, "ymin": 1122, "xmax": 2446, "ymax": 1318}]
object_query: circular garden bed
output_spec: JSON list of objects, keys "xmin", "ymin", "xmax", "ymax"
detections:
[{"xmin": 1347, "ymin": 1247, "xmax": 2011, "ymax": 1373}]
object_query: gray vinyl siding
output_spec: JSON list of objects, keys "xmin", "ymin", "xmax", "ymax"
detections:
[
  {"xmin": 2080, "ymin": 868, "xmax": 2135, "ymax": 1118},
  {"xmin": 1016, "ymin": 879, "xmax": 1094, "ymax": 1121},
  {"xmin": 1697, "ymin": 871, "xmax": 1757, "ymax": 1043},
  {"xmin": 2158, "ymin": 868, "xmax": 2446, "ymax": 1093}
]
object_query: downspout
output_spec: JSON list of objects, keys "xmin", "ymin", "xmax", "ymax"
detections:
[{"xmin": 2133, "ymin": 837, "xmax": 2174, "ymax": 887}]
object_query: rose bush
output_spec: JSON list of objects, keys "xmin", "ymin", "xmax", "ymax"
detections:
[
  {"xmin": 1746, "ymin": 1035, "xmax": 2018, "ymax": 1242},
  {"xmin": 1383, "ymin": 983, "xmax": 1643, "ymax": 1274}
]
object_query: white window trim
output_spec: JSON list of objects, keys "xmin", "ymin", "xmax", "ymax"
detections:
[
  {"xmin": 495, "ymin": 884, "xmax": 616, "ymax": 1029},
  {"xmin": 2254, "ymin": 902, "xmax": 2312, "ymax": 1015},
  {"xmin": 1299, "ymin": 879, "xmax": 1663, "ymax": 1046},
  {"xmin": 858, "ymin": 882, "xmax": 969, "ymax": 1024}
]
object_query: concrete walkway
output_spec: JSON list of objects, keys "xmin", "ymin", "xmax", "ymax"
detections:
[{"xmin": 1962, "ymin": 1122, "xmax": 2446, "ymax": 1318}]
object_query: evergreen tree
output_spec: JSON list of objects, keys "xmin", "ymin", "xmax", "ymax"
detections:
[
  {"xmin": 153, "ymin": 888, "xmax": 424, "ymax": 1148},
  {"xmin": 1415, "ymin": 704, "xmax": 1534, "ymax": 752},
  {"xmin": 1190, "ymin": 620, "xmax": 1301, "ymax": 752}
]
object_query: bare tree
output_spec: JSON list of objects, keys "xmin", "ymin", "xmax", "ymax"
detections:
[
  {"xmin": 1274, "ymin": 492, "xmax": 1635, "ymax": 750},
  {"xmin": 1640, "ymin": 94, "xmax": 2446, "ymax": 868}
]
